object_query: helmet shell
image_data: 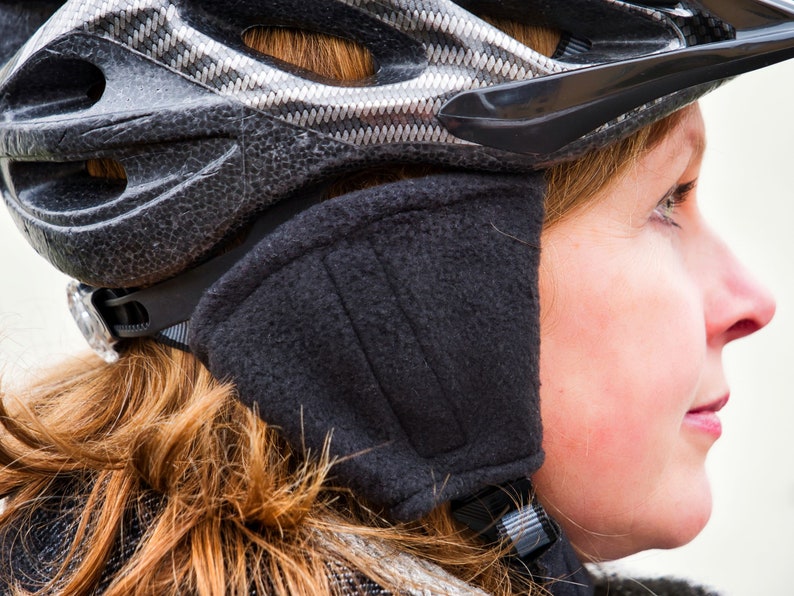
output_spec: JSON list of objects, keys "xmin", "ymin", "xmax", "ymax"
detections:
[{"xmin": 0, "ymin": 0, "xmax": 739, "ymax": 286}]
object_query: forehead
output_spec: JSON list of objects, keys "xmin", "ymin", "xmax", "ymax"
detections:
[
  {"xmin": 623, "ymin": 104, "xmax": 706, "ymax": 191},
  {"xmin": 660, "ymin": 105, "xmax": 706, "ymax": 164},
  {"xmin": 621, "ymin": 109, "xmax": 708, "ymax": 211}
]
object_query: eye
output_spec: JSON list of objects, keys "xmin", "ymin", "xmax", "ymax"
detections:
[{"xmin": 652, "ymin": 179, "xmax": 696, "ymax": 228}]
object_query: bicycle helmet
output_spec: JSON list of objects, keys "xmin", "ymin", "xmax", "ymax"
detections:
[
  {"xmin": 2, "ymin": 1, "xmax": 794, "ymax": 290},
  {"xmin": 2, "ymin": 0, "xmax": 794, "ymax": 531}
]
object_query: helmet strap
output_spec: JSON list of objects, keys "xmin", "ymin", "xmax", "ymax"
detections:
[{"xmin": 451, "ymin": 478, "xmax": 558, "ymax": 565}]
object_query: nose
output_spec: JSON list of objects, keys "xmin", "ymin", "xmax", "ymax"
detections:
[{"xmin": 701, "ymin": 230, "xmax": 776, "ymax": 346}]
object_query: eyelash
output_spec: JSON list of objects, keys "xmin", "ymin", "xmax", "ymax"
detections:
[{"xmin": 653, "ymin": 180, "xmax": 696, "ymax": 228}]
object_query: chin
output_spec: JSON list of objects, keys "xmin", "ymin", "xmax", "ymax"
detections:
[
  {"xmin": 659, "ymin": 499, "xmax": 713, "ymax": 551},
  {"xmin": 640, "ymin": 478, "xmax": 715, "ymax": 555},
  {"xmin": 567, "ymin": 481, "xmax": 714, "ymax": 562}
]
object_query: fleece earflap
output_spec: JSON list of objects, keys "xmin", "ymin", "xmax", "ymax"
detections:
[{"xmin": 190, "ymin": 173, "xmax": 546, "ymax": 521}]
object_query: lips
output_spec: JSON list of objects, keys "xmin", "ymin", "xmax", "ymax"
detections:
[
  {"xmin": 684, "ymin": 395, "xmax": 729, "ymax": 438},
  {"xmin": 688, "ymin": 395, "xmax": 729, "ymax": 415}
]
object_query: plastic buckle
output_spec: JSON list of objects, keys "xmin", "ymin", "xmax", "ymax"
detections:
[
  {"xmin": 66, "ymin": 280, "xmax": 119, "ymax": 363},
  {"xmin": 450, "ymin": 478, "xmax": 557, "ymax": 561}
]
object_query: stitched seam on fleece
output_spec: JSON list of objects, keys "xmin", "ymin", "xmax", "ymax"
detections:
[{"xmin": 364, "ymin": 235, "xmax": 468, "ymax": 452}]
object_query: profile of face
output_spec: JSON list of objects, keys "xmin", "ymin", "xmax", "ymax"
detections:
[{"xmin": 532, "ymin": 105, "xmax": 775, "ymax": 562}]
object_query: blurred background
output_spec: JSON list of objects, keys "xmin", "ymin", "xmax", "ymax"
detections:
[{"xmin": 1, "ymin": 56, "xmax": 793, "ymax": 595}]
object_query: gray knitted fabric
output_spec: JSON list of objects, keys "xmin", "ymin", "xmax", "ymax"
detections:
[
  {"xmin": 0, "ymin": 484, "xmax": 715, "ymax": 595},
  {"xmin": 0, "ymin": 479, "xmax": 484, "ymax": 595}
]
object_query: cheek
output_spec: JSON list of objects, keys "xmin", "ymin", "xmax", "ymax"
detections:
[
  {"xmin": 535, "ymin": 236, "xmax": 708, "ymax": 554},
  {"xmin": 539, "ymin": 240, "xmax": 704, "ymax": 419}
]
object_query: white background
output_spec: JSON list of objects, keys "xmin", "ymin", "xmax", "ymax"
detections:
[{"xmin": 1, "ymin": 60, "xmax": 793, "ymax": 595}]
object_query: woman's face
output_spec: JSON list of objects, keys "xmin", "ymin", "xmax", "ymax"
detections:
[{"xmin": 532, "ymin": 105, "xmax": 775, "ymax": 561}]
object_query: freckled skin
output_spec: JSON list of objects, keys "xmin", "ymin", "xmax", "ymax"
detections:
[{"xmin": 532, "ymin": 105, "xmax": 776, "ymax": 562}]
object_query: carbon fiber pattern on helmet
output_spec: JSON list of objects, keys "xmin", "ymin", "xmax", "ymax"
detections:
[
  {"xmin": 672, "ymin": 8, "xmax": 735, "ymax": 45},
  {"xmin": 0, "ymin": 0, "xmax": 731, "ymax": 286},
  {"xmin": 14, "ymin": 0, "xmax": 565, "ymax": 148},
  {"xmin": 3, "ymin": 0, "xmax": 698, "ymax": 152}
]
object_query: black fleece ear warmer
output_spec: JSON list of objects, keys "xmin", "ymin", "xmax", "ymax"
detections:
[{"xmin": 190, "ymin": 173, "xmax": 546, "ymax": 521}]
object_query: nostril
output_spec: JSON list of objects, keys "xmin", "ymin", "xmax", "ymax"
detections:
[
  {"xmin": 725, "ymin": 318, "xmax": 761, "ymax": 341},
  {"xmin": 0, "ymin": 56, "xmax": 105, "ymax": 120}
]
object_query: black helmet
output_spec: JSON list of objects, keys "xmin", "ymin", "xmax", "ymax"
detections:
[{"xmin": 2, "ymin": 0, "xmax": 794, "ymax": 357}]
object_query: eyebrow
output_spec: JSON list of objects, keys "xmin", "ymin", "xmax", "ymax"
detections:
[
  {"xmin": 695, "ymin": 137, "xmax": 707, "ymax": 163},
  {"xmin": 687, "ymin": 129, "xmax": 707, "ymax": 165}
]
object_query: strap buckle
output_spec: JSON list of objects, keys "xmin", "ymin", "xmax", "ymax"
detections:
[
  {"xmin": 451, "ymin": 478, "xmax": 558, "ymax": 561},
  {"xmin": 66, "ymin": 280, "xmax": 120, "ymax": 363}
]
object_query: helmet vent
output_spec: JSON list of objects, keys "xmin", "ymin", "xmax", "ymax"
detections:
[
  {"xmin": 450, "ymin": 3, "xmax": 563, "ymax": 58},
  {"xmin": 553, "ymin": 32, "xmax": 593, "ymax": 59},
  {"xmin": 86, "ymin": 158, "xmax": 127, "ymax": 182},
  {"xmin": 479, "ymin": 17, "xmax": 563, "ymax": 58},
  {"xmin": 1, "ymin": 57, "xmax": 105, "ymax": 120},
  {"xmin": 241, "ymin": 26, "xmax": 376, "ymax": 83},
  {"xmin": 8, "ymin": 160, "xmax": 127, "ymax": 213}
]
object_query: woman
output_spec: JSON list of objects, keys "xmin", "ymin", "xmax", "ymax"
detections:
[{"xmin": 0, "ymin": 1, "xmax": 791, "ymax": 594}]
